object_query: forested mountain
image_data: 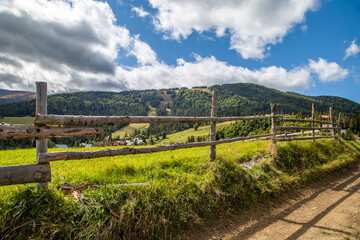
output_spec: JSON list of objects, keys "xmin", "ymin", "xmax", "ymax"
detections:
[
  {"xmin": 0, "ymin": 83, "xmax": 359, "ymax": 118},
  {"xmin": 1, "ymin": 83, "xmax": 359, "ymax": 150},
  {"xmin": 0, "ymin": 91, "xmax": 161, "ymax": 117},
  {"xmin": 211, "ymin": 83, "xmax": 360, "ymax": 116}
]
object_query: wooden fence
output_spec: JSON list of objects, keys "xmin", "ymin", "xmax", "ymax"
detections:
[{"xmin": 0, "ymin": 82, "xmax": 339, "ymax": 188}]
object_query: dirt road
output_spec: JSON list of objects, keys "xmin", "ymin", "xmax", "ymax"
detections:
[{"xmin": 181, "ymin": 161, "xmax": 360, "ymax": 240}]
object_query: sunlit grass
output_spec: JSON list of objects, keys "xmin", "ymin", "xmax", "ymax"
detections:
[
  {"xmin": 111, "ymin": 123, "xmax": 149, "ymax": 139},
  {"xmin": 1, "ymin": 116, "xmax": 34, "ymax": 124},
  {"xmin": 160, "ymin": 121, "xmax": 233, "ymax": 144},
  {"xmin": 0, "ymin": 139, "xmax": 359, "ymax": 239}
]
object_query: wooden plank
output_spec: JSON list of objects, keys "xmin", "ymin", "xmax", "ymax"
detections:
[
  {"xmin": 35, "ymin": 114, "xmax": 288, "ymax": 126},
  {"xmin": 35, "ymin": 82, "xmax": 49, "ymax": 189},
  {"xmin": 312, "ymin": 103, "xmax": 315, "ymax": 141},
  {"xmin": 38, "ymin": 133, "xmax": 272, "ymax": 163},
  {"xmin": 210, "ymin": 89, "xmax": 218, "ymax": 161},
  {"xmin": 270, "ymin": 103, "xmax": 276, "ymax": 144},
  {"xmin": 329, "ymin": 107, "xmax": 336, "ymax": 139},
  {"xmin": 276, "ymin": 136, "xmax": 334, "ymax": 141},
  {"xmin": 337, "ymin": 112, "xmax": 341, "ymax": 136},
  {"xmin": 0, "ymin": 164, "xmax": 51, "ymax": 186},
  {"xmin": 277, "ymin": 130, "xmax": 319, "ymax": 137},
  {"xmin": 0, "ymin": 124, "xmax": 104, "ymax": 140},
  {"xmin": 59, "ymin": 182, "xmax": 150, "ymax": 192},
  {"xmin": 279, "ymin": 118, "xmax": 333, "ymax": 124},
  {"xmin": 276, "ymin": 126, "xmax": 338, "ymax": 130}
]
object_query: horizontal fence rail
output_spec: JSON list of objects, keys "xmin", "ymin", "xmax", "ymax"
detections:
[
  {"xmin": 276, "ymin": 136, "xmax": 334, "ymax": 142},
  {"xmin": 0, "ymin": 164, "xmax": 51, "ymax": 186},
  {"xmin": 279, "ymin": 118, "xmax": 333, "ymax": 124},
  {"xmin": 38, "ymin": 134, "xmax": 273, "ymax": 163},
  {"xmin": 35, "ymin": 114, "xmax": 288, "ymax": 126},
  {"xmin": 0, "ymin": 124, "xmax": 103, "ymax": 140},
  {"xmin": 275, "ymin": 126, "xmax": 337, "ymax": 131}
]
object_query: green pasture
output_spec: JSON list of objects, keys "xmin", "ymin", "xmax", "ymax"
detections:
[
  {"xmin": 1, "ymin": 117, "xmax": 34, "ymax": 125},
  {"xmin": 111, "ymin": 123, "xmax": 150, "ymax": 139},
  {"xmin": 0, "ymin": 139, "xmax": 359, "ymax": 239},
  {"xmin": 160, "ymin": 121, "xmax": 233, "ymax": 144}
]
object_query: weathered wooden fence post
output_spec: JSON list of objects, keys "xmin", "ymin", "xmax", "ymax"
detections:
[
  {"xmin": 36, "ymin": 82, "xmax": 50, "ymax": 189},
  {"xmin": 337, "ymin": 112, "xmax": 341, "ymax": 137},
  {"xmin": 329, "ymin": 107, "xmax": 336, "ymax": 140},
  {"xmin": 270, "ymin": 104, "xmax": 276, "ymax": 144},
  {"xmin": 312, "ymin": 103, "xmax": 315, "ymax": 141},
  {"xmin": 209, "ymin": 89, "xmax": 218, "ymax": 161}
]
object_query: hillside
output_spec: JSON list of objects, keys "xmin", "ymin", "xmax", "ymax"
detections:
[
  {"xmin": 0, "ymin": 89, "xmax": 35, "ymax": 105},
  {"xmin": 0, "ymin": 139, "xmax": 359, "ymax": 239},
  {"xmin": 212, "ymin": 83, "xmax": 360, "ymax": 116},
  {"xmin": 0, "ymin": 83, "xmax": 359, "ymax": 118}
]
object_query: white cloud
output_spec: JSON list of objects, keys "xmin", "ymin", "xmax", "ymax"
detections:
[
  {"xmin": 344, "ymin": 39, "xmax": 360, "ymax": 60},
  {"xmin": 0, "ymin": 0, "xmax": 320, "ymax": 94},
  {"xmin": 119, "ymin": 55, "xmax": 311, "ymax": 91},
  {"xmin": 131, "ymin": 6, "xmax": 150, "ymax": 18},
  {"xmin": 0, "ymin": 0, "xmax": 156, "ymax": 92},
  {"xmin": 149, "ymin": 0, "xmax": 319, "ymax": 59},
  {"xmin": 309, "ymin": 58, "xmax": 348, "ymax": 82},
  {"xmin": 130, "ymin": 36, "xmax": 157, "ymax": 65}
]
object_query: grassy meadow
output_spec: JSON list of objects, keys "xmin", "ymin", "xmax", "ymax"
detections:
[
  {"xmin": 111, "ymin": 123, "xmax": 150, "ymax": 139},
  {"xmin": 0, "ymin": 139, "xmax": 359, "ymax": 239},
  {"xmin": 160, "ymin": 121, "xmax": 233, "ymax": 144},
  {"xmin": 1, "ymin": 117, "xmax": 34, "ymax": 124}
]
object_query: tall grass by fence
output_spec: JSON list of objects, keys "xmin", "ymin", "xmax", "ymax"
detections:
[{"xmin": 0, "ymin": 82, "xmax": 339, "ymax": 188}]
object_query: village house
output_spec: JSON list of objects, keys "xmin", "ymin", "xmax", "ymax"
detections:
[
  {"xmin": 79, "ymin": 143, "xmax": 92, "ymax": 148},
  {"xmin": 54, "ymin": 144, "xmax": 68, "ymax": 148},
  {"xmin": 133, "ymin": 137, "xmax": 143, "ymax": 145},
  {"xmin": 321, "ymin": 115, "xmax": 332, "ymax": 128}
]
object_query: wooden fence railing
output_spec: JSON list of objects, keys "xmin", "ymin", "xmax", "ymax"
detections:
[{"xmin": 0, "ymin": 82, "xmax": 339, "ymax": 188}]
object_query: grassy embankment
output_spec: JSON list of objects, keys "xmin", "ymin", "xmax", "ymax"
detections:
[{"xmin": 0, "ymin": 139, "xmax": 359, "ymax": 239}]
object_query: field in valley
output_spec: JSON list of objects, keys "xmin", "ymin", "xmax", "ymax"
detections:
[
  {"xmin": 1, "ymin": 116, "xmax": 34, "ymax": 124},
  {"xmin": 160, "ymin": 121, "xmax": 234, "ymax": 144}
]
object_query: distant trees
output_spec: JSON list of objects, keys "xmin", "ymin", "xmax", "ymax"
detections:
[{"xmin": 1, "ymin": 83, "xmax": 359, "ymax": 150}]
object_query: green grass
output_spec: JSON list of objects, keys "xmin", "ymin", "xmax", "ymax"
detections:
[
  {"xmin": 160, "ymin": 121, "xmax": 233, "ymax": 144},
  {"xmin": 0, "ymin": 139, "xmax": 359, "ymax": 239},
  {"xmin": 1, "ymin": 117, "xmax": 34, "ymax": 124}
]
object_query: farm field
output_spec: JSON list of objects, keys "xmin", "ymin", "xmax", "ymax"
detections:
[
  {"xmin": 160, "ymin": 121, "xmax": 234, "ymax": 144},
  {"xmin": 1, "ymin": 116, "xmax": 34, "ymax": 124},
  {"xmin": 111, "ymin": 123, "xmax": 150, "ymax": 139},
  {"xmin": 0, "ymin": 139, "xmax": 359, "ymax": 239},
  {"xmin": 111, "ymin": 105, "xmax": 156, "ymax": 139}
]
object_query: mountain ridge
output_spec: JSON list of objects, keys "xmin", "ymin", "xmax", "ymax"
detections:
[{"xmin": 0, "ymin": 83, "xmax": 358, "ymax": 117}]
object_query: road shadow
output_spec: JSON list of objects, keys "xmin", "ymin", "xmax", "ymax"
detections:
[{"xmin": 228, "ymin": 170, "xmax": 360, "ymax": 240}]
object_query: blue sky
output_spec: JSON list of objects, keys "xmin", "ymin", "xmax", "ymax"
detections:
[{"xmin": 0, "ymin": 0, "xmax": 359, "ymax": 102}]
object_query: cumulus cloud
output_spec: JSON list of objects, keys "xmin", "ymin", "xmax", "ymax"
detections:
[
  {"xmin": 149, "ymin": 0, "xmax": 319, "ymax": 59},
  {"xmin": 118, "ymin": 55, "xmax": 311, "ymax": 91},
  {"xmin": 344, "ymin": 39, "xmax": 360, "ymax": 60},
  {"xmin": 130, "ymin": 36, "xmax": 157, "ymax": 65},
  {"xmin": 309, "ymin": 58, "xmax": 348, "ymax": 82},
  {"xmin": 0, "ymin": 0, "xmax": 156, "ymax": 92},
  {"xmin": 0, "ymin": 0, "xmax": 324, "ymax": 94},
  {"xmin": 131, "ymin": 6, "xmax": 150, "ymax": 18}
]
